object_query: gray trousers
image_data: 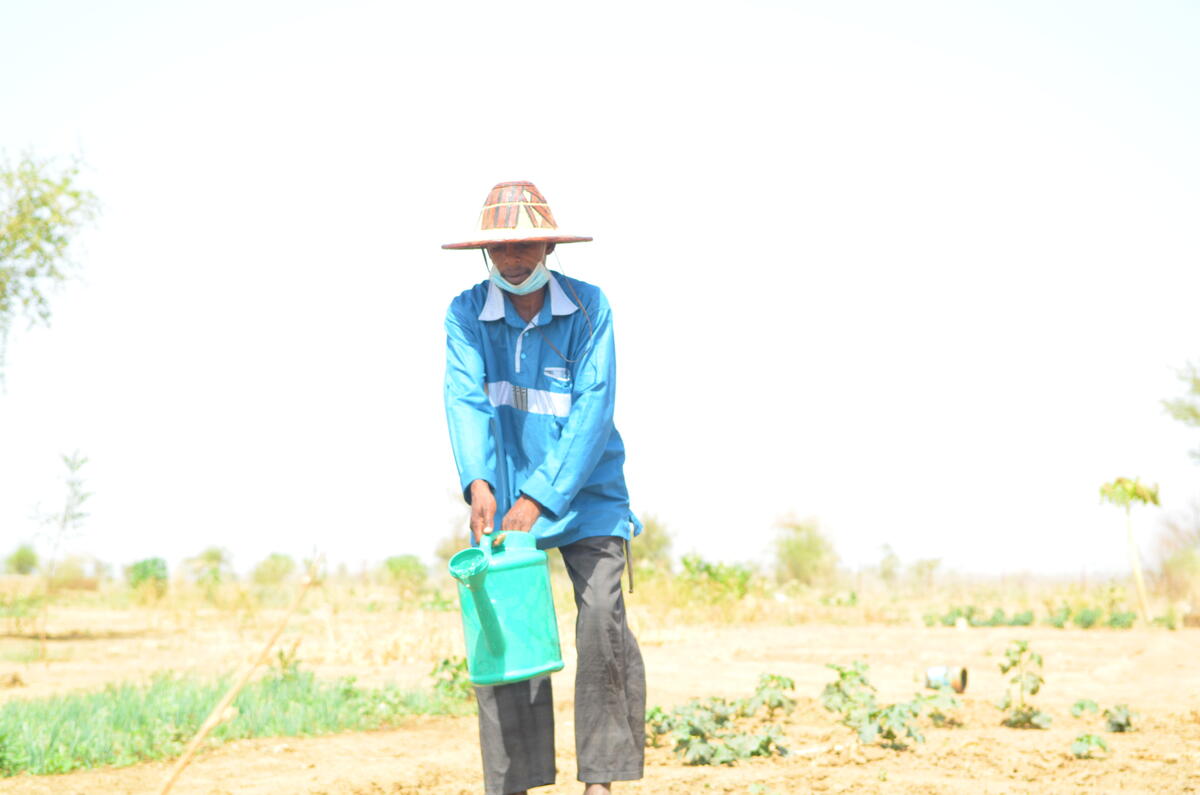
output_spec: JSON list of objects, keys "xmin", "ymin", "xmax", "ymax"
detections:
[{"xmin": 474, "ymin": 535, "xmax": 645, "ymax": 795}]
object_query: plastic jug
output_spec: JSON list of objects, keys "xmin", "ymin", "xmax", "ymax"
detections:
[{"xmin": 447, "ymin": 532, "xmax": 564, "ymax": 686}]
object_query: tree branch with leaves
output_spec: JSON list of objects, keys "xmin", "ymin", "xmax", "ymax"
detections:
[{"xmin": 0, "ymin": 151, "xmax": 99, "ymax": 383}]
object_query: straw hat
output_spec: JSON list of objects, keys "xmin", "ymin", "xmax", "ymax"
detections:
[{"xmin": 442, "ymin": 181, "xmax": 592, "ymax": 250}]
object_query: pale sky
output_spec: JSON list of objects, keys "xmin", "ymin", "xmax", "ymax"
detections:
[{"xmin": 2, "ymin": 0, "xmax": 1198, "ymax": 578}]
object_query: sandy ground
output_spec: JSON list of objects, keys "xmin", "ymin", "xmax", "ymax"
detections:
[{"xmin": 2, "ymin": 605, "xmax": 1200, "ymax": 793}]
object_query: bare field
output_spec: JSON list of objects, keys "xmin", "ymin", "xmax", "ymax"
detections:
[{"xmin": 2, "ymin": 601, "xmax": 1200, "ymax": 794}]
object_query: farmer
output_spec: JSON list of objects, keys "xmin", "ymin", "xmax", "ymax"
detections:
[{"xmin": 442, "ymin": 181, "xmax": 645, "ymax": 795}]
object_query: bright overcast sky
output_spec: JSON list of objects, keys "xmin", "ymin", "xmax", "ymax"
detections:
[{"xmin": 2, "ymin": 0, "xmax": 1198, "ymax": 577}]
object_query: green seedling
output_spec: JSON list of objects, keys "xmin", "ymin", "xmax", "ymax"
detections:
[
  {"xmin": 927, "ymin": 687, "xmax": 964, "ymax": 728},
  {"xmin": 742, "ymin": 674, "xmax": 796, "ymax": 718},
  {"xmin": 1071, "ymin": 733, "xmax": 1109, "ymax": 759},
  {"xmin": 1100, "ymin": 477, "xmax": 1160, "ymax": 623},
  {"xmin": 1104, "ymin": 704, "xmax": 1136, "ymax": 733},
  {"xmin": 1070, "ymin": 699, "xmax": 1099, "ymax": 718},
  {"xmin": 997, "ymin": 640, "xmax": 1051, "ymax": 729}
]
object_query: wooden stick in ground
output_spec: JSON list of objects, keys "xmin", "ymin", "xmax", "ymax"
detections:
[
  {"xmin": 1125, "ymin": 511, "xmax": 1152, "ymax": 623},
  {"xmin": 157, "ymin": 560, "xmax": 321, "ymax": 795}
]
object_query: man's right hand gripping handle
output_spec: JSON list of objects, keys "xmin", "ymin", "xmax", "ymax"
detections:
[{"xmin": 469, "ymin": 479, "xmax": 497, "ymax": 546}]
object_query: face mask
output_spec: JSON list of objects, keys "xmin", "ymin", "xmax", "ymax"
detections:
[{"xmin": 490, "ymin": 259, "xmax": 550, "ymax": 295}]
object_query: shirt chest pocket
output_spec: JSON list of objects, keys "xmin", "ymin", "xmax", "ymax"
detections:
[{"xmin": 543, "ymin": 367, "xmax": 572, "ymax": 394}]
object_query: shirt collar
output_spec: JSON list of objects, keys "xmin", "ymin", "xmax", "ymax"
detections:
[{"xmin": 477, "ymin": 272, "xmax": 578, "ymax": 322}]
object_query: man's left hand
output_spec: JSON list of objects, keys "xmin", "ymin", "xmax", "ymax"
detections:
[{"xmin": 500, "ymin": 495, "xmax": 543, "ymax": 533}]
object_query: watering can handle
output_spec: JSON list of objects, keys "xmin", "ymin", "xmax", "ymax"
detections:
[{"xmin": 483, "ymin": 533, "xmax": 506, "ymax": 559}]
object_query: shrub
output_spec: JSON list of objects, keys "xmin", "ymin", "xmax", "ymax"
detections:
[
  {"xmin": 680, "ymin": 555, "xmax": 753, "ymax": 603},
  {"xmin": 1159, "ymin": 546, "xmax": 1200, "ymax": 602},
  {"xmin": 773, "ymin": 517, "xmax": 836, "ymax": 585},
  {"xmin": 1106, "ymin": 611, "xmax": 1136, "ymax": 629},
  {"xmin": 4, "ymin": 544, "xmax": 37, "ymax": 575},
  {"xmin": 187, "ymin": 547, "xmax": 233, "ymax": 598},
  {"xmin": 1104, "ymin": 704, "xmax": 1136, "ymax": 732},
  {"xmin": 252, "ymin": 553, "xmax": 296, "ymax": 587},
  {"xmin": 635, "ymin": 514, "xmax": 673, "ymax": 571},
  {"xmin": 1045, "ymin": 604, "xmax": 1071, "ymax": 628},
  {"xmin": 384, "ymin": 555, "xmax": 428, "ymax": 596},
  {"xmin": 48, "ymin": 555, "xmax": 98, "ymax": 590},
  {"xmin": 126, "ymin": 558, "xmax": 168, "ymax": 597}
]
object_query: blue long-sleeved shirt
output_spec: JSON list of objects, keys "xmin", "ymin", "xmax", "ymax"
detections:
[{"xmin": 444, "ymin": 272, "xmax": 640, "ymax": 548}]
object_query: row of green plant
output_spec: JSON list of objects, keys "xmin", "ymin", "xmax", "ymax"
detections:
[
  {"xmin": 923, "ymin": 605, "xmax": 1035, "ymax": 627},
  {"xmin": 645, "ymin": 641, "xmax": 1143, "ymax": 767},
  {"xmin": 922, "ymin": 603, "xmax": 1144, "ymax": 629},
  {"xmin": 645, "ymin": 675, "xmax": 796, "ymax": 765},
  {"xmin": 0, "ymin": 658, "xmax": 474, "ymax": 777}
]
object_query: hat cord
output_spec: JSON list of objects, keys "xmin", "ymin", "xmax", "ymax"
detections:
[
  {"xmin": 480, "ymin": 249, "xmax": 596, "ymax": 365},
  {"xmin": 540, "ymin": 249, "xmax": 596, "ymax": 364}
]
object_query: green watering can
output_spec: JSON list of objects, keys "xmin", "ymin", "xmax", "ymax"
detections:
[{"xmin": 447, "ymin": 532, "xmax": 564, "ymax": 686}]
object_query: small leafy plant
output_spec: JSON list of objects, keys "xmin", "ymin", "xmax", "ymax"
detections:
[
  {"xmin": 1070, "ymin": 699, "xmax": 1099, "ymax": 718},
  {"xmin": 430, "ymin": 657, "xmax": 473, "ymax": 701},
  {"xmin": 645, "ymin": 674, "xmax": 794, "ymax": 765},
  {"xmin": 743, "ymin": 674, "xmax": 796, "ymax": 717},
  {"xmin": 1103, "ymin": 704, "xmax": 1136, "ymax": 733},
  {"xmin": 996, "ymin": 640, "xmax": 1051, "ymax": 729},
  {"xmin": 820, "ymin": 662, "xmax": 958, "ymax": 750},
  {"xmin": 1071, "ymin": 733, "xmax": 1109, "ymax": 759}
]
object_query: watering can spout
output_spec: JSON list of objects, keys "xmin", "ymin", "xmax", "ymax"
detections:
[{"xmin": 448, "ymin": 544, "xmax": 490, "ymax": 590}]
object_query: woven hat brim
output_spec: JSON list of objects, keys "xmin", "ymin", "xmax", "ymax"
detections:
[{"xmin": 442, "ymin": 230, "xmax": 592, "ymax": 250}]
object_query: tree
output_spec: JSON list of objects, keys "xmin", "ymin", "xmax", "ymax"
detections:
[
  {"xmin": 773, "ymin": 516, "xmax": 837, "ymax": 585},
  {"xmin": 39, "ymin": 451, "xmax": 91, "ymax": 584},
  {"xmin": 0, "ymin": 152, "xmax": 99, "ymax": 382},
  {"xmin": 383, "ymin": 554, "xmax": 428, "ymax": 596},
  {"xmin": 5, "ymin": 543, "xmax": 38, "ymax": 575},
  {"xmin": 1163, "ymin": 360, "xmax": 1200, "ymax": 462},
  {"xmin": 1100, "ymin": 477, "xmax": 1159, "ymax": 623},
  {"xmin": 127, "ymin": 557, "xmax": 169, "ymax": 598},
  {"xmin": 1155, "ymin": 501, "xmax": 1200, "ymax": 603},
  {"xmin": 252, "ymin": 553, "xmax": 296, "ymax": 586},
  {"xmin": 878, "ymin": 544, "xmax": 901, "ymax": 588},
  {"xmin": 188, "ymin": 546, "xmax": 234, "ymax": 600},
  {"xmin": 635, "ymin": 514, "xmax": 674, "ymax": 571},
  {"xmin": 36, "ymin": 451, "xmax": 91, "ymax": 661}
]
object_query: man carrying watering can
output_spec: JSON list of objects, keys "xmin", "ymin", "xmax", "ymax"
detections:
[{"xmin": 443, "ymin": 181, "xmax": 645, "ymax": 795}]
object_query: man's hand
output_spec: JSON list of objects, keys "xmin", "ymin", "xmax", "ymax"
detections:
[
  {"xmin": 468, "ymin": 480, "xmax": 497, "ymax": 546},
  {"xmin": 500, "ymin": 494, "xmax": 543, "ymax": 533}
]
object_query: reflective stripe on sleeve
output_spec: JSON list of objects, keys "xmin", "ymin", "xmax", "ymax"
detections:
[{"xmin": 485, "ymin": 381, "xmax": 571, "ymax": 418}]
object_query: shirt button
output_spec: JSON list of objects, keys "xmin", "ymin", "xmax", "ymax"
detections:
[{"xmin": 521, "ymin": 353, "xmax": 527, "ymax": 359}]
